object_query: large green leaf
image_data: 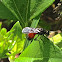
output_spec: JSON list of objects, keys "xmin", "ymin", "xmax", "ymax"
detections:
[
  {"xmin": 0, "ymin": 0, "xmax": 30, "ymax": 27},
  {"xmin": 15, "ymin": 35, "xmax": 62, "ymax": 62},
  {"xmin": 0, "ymin": 1, "xmax": 17, "ymax": 20},
  {"xmin": 0, "ymin": 0, "xmax": 55, "ymax": 28},
  {"xmin": 30, "ymin": 0, "xmax": 55, "ymax": 20}
]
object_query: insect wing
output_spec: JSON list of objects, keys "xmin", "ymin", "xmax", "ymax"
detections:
[
  {"xmin": 22, "ymin": 27, "xmax": 33, "ymax": 33},
  {"xmin": 22, "ymin": 27, "xmax": 41, "ymax": 34}
]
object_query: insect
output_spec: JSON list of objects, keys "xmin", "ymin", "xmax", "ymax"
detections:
[{"xmin": 22, "ymin": 27, "xmax": 49, "ymax": 40}]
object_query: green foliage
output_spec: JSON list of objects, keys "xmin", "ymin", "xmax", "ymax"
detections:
[
  {"xmin": 30, "ymin": 0, "xmax": 55, "ymax": 20},
  {"xmin": 0, "ymin": 27, "xmax": 14, "ymax": 58},
  {"xmin": 31, "ymin": 17, "xmax": 40, "ymax": 28},
  {"xmin": 0, "ymin": 22, "xmax": 25, "ymax": 59},
  {"xmin": 15, "ymin": 35, "xmax": 62, "ymax": 62},
  {"xmin": 10, "ymin": 21, "xmax": 25, "ymax": 53},
  {"xmin": 0, "ymin": 0, "xmax": 55, "ymax": 28},
  {"xmin": 0, "ymin": 1, "xmax": 17, "ymax": 20},
  {"xmin": 50, "ymin": 33, "xmax": 62, "ymax": 49}
]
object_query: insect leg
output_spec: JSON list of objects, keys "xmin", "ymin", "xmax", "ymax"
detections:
[{"xmin": 34, "ymin": 34, "xmax": 39, "ymax": 40}]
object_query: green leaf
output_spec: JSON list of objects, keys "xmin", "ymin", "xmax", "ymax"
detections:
[
  {"xmin": 18, "ymin": 37, "xmax": 42, "ymax": 58},
  {"xmin": 0, "ymin": 28, "xmax": 15, "ymax": 58},
  {"xmin": 30, "ymin": 0, "xmax": 55, "ymax": 20},
  {"xmin": 11, "ymin": 21, "xmax": 22, "ymax": 39},
  {"xmin": 50, "ymin": 33, "xmax": 62, "ymax": 44},
  {"xmin": 7, "ymin": 21, "xmax": 25, "ymax": 61},
  {"xmin": 0, "ymin": 21, "xmax": 25, "ymax": 58},
  {"xmin": 48, "ymin": 58, "xmax": 62, "ymax": 62},
  {"xmin": 31, "ymin": 17, "xmax": 40, "ymax": 28},
  {"xmin": 15, "ymin": 57, "xmax": 42, "ymax": 62},
  {"xmin": 0, "ymin": 28, "xmax": 7, "ymax": 35},
  {"xmin": 10, "ymin": 21, "xmax": 25, "ymax": 53},
  {"xmin": 0, "ymin": 0, "xmax": 55, "ymax": 27},
  {"xmin": 0, "ymin": 0, "xmax": 30, "ymax": 27},
  {"xmin": 15, "ymin": 35, "xmax": 62, "ymax": 62},
  {"xmin": 0, "ymin": 23, "xmax": 2, "ymax": 31},
  {"xmin": 0, "ymin": 1, "xmax": 17, "ymax": 20},
  {"xmin": 50, "ymin": 33, "xmax": 62, "ymax": 49}
]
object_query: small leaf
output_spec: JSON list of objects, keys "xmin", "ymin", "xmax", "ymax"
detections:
[
  {"xmin": 0, "ymin": 23, "xmax": 2, "ymax": 31},
  {"xmin": 50, "ymin": 33, "xmax": 62, "ymax": 49},
  {"xmin": 0, "ymin": 28, "xmax": 7, "ymax": 35},
  {"xmin": 11, "ymin": 21, "xmax": 22, "ymax": 39},
  {"xmin": 31, "ymin": 17, "xmax": 40, "ymax": 28},
  {"xmin": 50, "ymin": 33, "xmax": 62, "ymax": 44}
]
